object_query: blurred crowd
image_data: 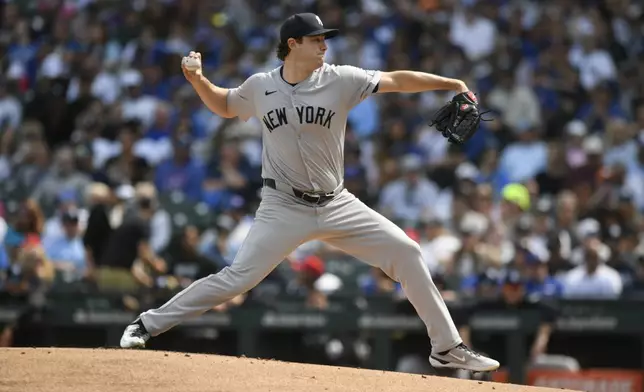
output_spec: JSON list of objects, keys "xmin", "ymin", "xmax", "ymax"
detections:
[{"xmin": 1, "ymin": 0, "xmax": 644, "ymax": 316}]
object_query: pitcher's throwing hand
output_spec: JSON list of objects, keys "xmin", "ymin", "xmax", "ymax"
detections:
[{"xmin": 181, "ymin": 51, "xmax": 202, "ymax": 82}]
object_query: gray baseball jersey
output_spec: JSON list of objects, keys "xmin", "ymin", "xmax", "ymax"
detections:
[
  {"xmin": 137, "ymin": 63, "xmax": 462, "ymax": 355},
  {"xmin": 227, "ymin": 63, "xmax": 380, "ymax": 193}
]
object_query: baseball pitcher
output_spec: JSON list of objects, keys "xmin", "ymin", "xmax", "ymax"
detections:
[{"xmin": 120, "ymin": 13, "xmax": 498, "ymax": 372}]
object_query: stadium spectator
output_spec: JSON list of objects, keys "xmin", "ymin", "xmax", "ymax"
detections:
[
  {"xmin": 162, "ymin": 225, "xmax": 220, "ymax": 289},
  {"xmin": 3, "ymin": 200, "xmax": 44, "ymax": 258},
  {"xmin": 287, "ymin": 255, "xmax": 342, "ymax": 310},
  {"xmin": 102, "ymin": 121, "xmax": 153, "ymax": 187},
  {"xmin": 42, "ymin": 207, "xmax": 88, "ymax": 282},
  {"xmin": 624, "ymin": 139, "xmax": 644, "ymax": 211},
  {"xmin": 197, "ymin": 213, "xmax": 237, "ymax": 269},
  {"xmin": 498, "ymin": 126, "xmax": 548, "ymax": 184},
  {"xmin": 3, "ymin": 121, "xmax": 50, "ymax": 190},
  {"xmin": 41, "ymin": 189, "xmax": 89, "ymax": 240},
  {"xmin": 134, "ymin": 182, "xmax": 172, "ymax": 255},
  {"xmin": 97, "ymin": 187, "xmax": 166, "ymax": 291},
  {"xmin": 562, "ymin": 236, "xmax": 623, "ymax": 299},
  {"xmin": 82, "ymin": 182, "xmax": 114, "ymax": 280},
  {"xmin": 219, "ymin": 195, "xmax": 255, "ymax": 263},
  {"xmin": 568, "ymin": 35, "xmax": 618, "ymax": 92},
  {"xmin": 30, "ymin": 145, "xmax": 91, "ymax": 213},
  {"xmin": 379, "ymin": 154, "xmax": 439, "ymax": 226},
  {"xmin": 487, "ymin": 70, "xmax": 542, "ymax": 133},
  {"xmin": 534, "ymin": 142, "xmax": 570, "ymax": 197},
  {"xmin": 203, "ymin": 140, "xmax": 258, "ymax": 209},
  {"xmin": 154, "ymin": 134, "xmax": 205, "ymax": 201},
  {"xmin": 521, "ymin": 249, "xmax": 564, "ymax": 299},
  {"xmin": 419, "ymin": 217, "xmax": 461, "ymax": 277},
  {"xmin": 448, "ymin": 3, "xmax": 496, "ymax": 62},
  {"xmin": 2, "ymin": 245, "xmax": 54, "ymax": 298}
]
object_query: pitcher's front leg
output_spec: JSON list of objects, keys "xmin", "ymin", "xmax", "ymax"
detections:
[{"xmin": 120, "ymin": 189, "xmax": 317, "ymax": 348}]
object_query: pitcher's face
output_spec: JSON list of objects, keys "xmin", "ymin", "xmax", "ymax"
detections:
[{"xmin": 291, "ymin": 35, "xmax": 327, "ymax": 67}]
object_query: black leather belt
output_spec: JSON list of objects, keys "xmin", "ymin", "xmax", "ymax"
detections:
[{"xmin": 263, "ymin": 178, "xmax": 338, "ymax": 205}]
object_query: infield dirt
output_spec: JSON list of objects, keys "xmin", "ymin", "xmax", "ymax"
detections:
[{"xmin": 0, "ymin": 347, "xmax": 579, "ymax": 392}]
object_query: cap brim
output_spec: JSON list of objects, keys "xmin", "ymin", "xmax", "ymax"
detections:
[{"xmin": 305, "ymin": 29, "xmax": 339, "ymax": 39}]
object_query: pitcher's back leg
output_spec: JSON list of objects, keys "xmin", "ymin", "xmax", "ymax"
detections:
[{"xmin": 319, "ymin": 190, "xmax": 499, "ymax": 372}]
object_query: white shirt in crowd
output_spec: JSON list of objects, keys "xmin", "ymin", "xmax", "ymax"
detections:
[
  {"xmin": 0, "ymin": 94, "xmax": 22, "ymax": 130},
  {"xmin": 625, "ymin": 166, "xmax": 644, "ymax": 212},
  {"xmin": 449, "ymin": 12, "xmax": 497, "ymax": 62},
  {"xmin": 121, "ymin": 95, "xmax": 160, "ymax": 130},
  {"xmin": 225, "ymin": 215, "xmax": 255, "ymax": 262},
  {"xmin": 150, "ymin": 209, "xmax": 172, "ymax": 254},
  {"xmin": 416, "ymin": 125, "xmax": 450, "ymax": 165},
  {"xmin": 568, "ymin": 46, "xmax": 617, "ymax": 91},
  {"xmin": 487, "ymin": 85, "xmax": 542, "ymax": 131},
  {"xmin": 0, "ymin": 217, "xmax": 7, "ymax": 243},
  {"xmin": 603, "ymin": 140, "xmax": 638, "ymax": 169},
  {"xmin": 66, "ymin": 71, "xmax": 122, "ymax": 104},
  {"xmin": 42, "ymin": 209, "xmax": 89, "ymax": 240},
  {"xmin": 91, "ymin": 137, "xmax": 173, "ymax": 169},
  {"xmin": 561, "ymin": 264, "xmax": 623, "ymax": 299},
  {"xmin": 420, "ymin": 234, "xmax": 462, "ymax": 275}
]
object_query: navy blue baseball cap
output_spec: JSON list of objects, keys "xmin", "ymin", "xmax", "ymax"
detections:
[
  {"xmin": 279, "ymin": 13, "xmax": 339, "ymax": 44},
  {"xmin": 503, "ymin": 269, "xmax": 525, "ymax": 286},
  {"xmin": 61, "ymin": 208, "xmax": 80, "ymax": 223}
]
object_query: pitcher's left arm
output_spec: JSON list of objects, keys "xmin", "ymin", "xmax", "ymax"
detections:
[{"xmin": 377, "ymin": 71, "xmax": 468, "ymax": 94}]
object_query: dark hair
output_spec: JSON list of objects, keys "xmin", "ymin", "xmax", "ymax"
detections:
[
  {"xmin": 16, "ymin": 199, "xmax": 45, "ymax": 235},
  {"xmin": 138, "ymin": 197, "xmax": 154, "ymax": 210},
  {"xmin": 276, "ymin": 37, "xmax": 302, "ymax": 61}
]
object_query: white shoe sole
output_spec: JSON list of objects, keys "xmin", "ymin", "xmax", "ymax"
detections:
[
  {"xmin": 429, "ymin": 357, "xmax": 500, "ymax": 372},
  {"xmin": 120, "ymin": 339, "xmax": 146, "ymax": 349}
]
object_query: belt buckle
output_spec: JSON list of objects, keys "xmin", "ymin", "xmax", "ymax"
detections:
[{"xmin": 303, "ymin": 191, "xmax": 322, "ymax": 204}]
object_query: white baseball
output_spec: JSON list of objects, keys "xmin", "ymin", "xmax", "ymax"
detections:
[{"xmin": 182, "ymin": 56, "xmax": 201, "ymax": 71}]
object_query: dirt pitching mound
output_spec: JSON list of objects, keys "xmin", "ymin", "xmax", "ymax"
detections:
[{"xmin": 0, "ymin": 348, "xmax": 578, "ymax": 392}]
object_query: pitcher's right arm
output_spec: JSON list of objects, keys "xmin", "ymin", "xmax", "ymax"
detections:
[
  {"xmin": 182, "ymin": 51, "xmax": 258, "ymax": 121},
  {"xmin": 190, "ymin": 74, "xmax": 234, "ymax": 118}
]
